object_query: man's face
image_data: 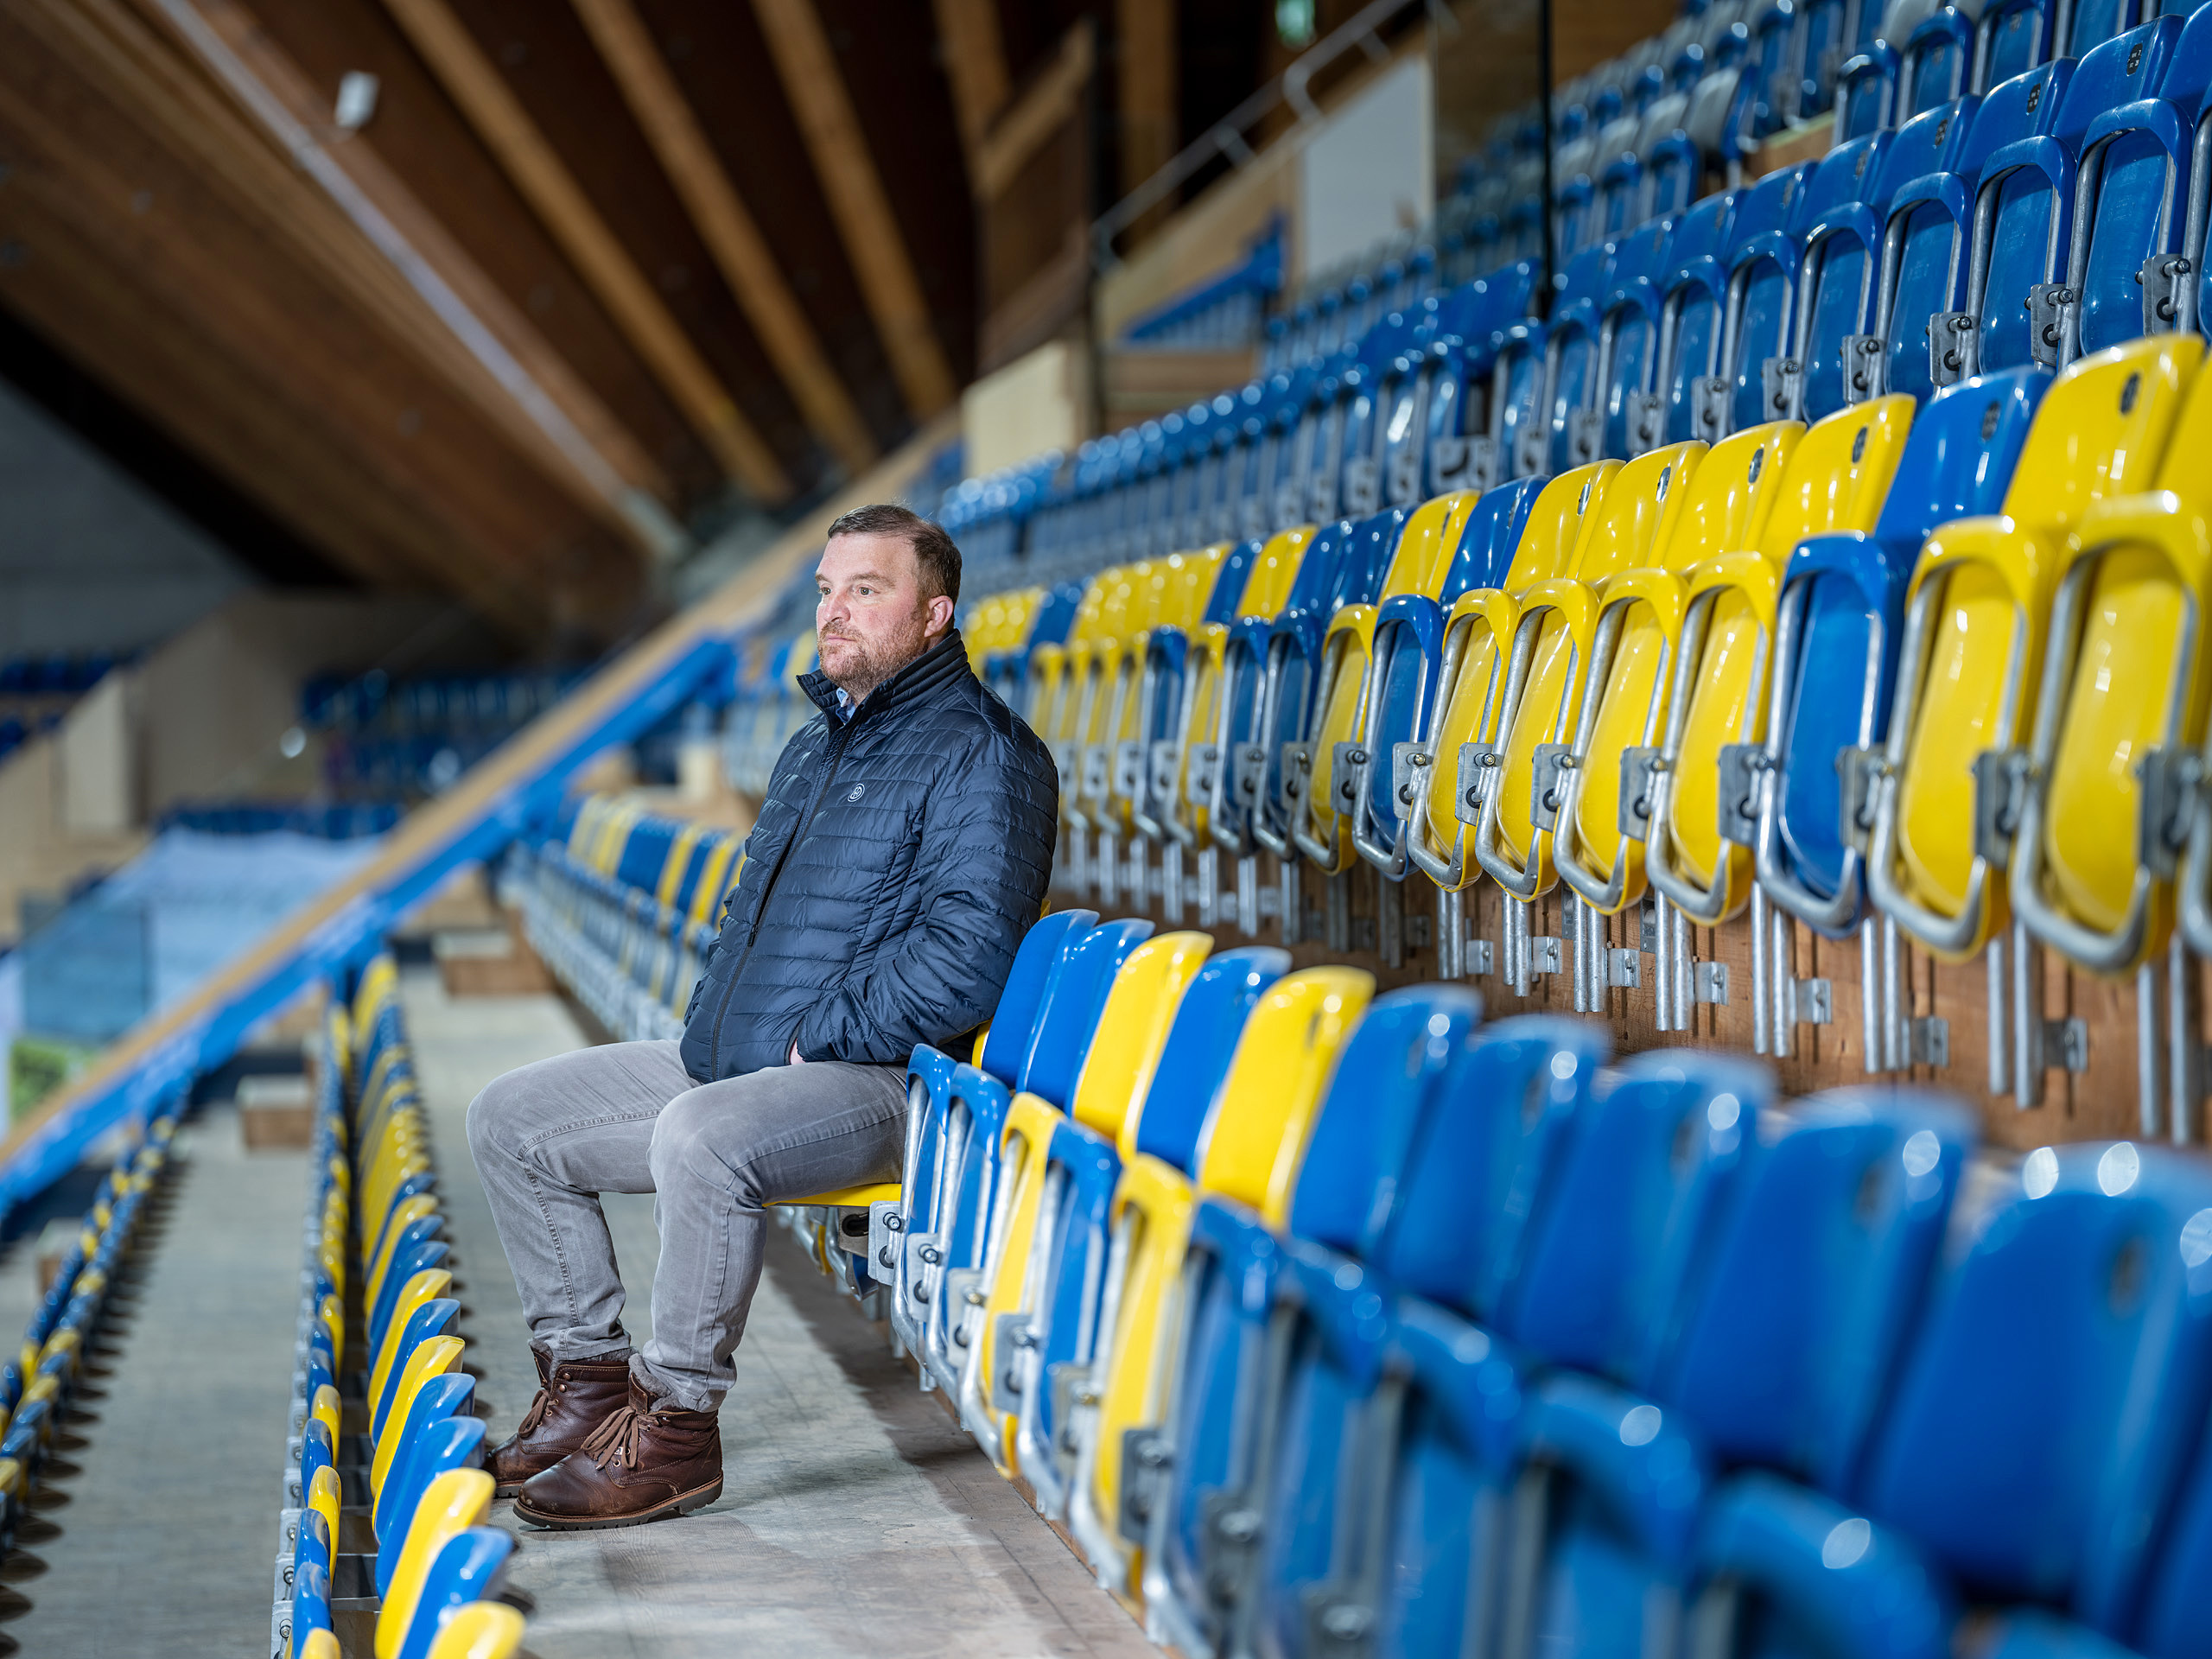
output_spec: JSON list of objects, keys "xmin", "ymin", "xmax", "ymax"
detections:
[{"xmin": 815, "ymin": 531, "xmax": 953, "ymax": 702}]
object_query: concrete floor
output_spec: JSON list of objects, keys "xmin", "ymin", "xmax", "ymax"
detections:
[{"xmin": 397, "ymin": 966, "xmax": 1153, "ymax": 1658}]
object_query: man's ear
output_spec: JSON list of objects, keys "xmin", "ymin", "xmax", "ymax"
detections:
[{"xmin": 926, "ymin": 593, "xmax": 956, "ymax": 640}]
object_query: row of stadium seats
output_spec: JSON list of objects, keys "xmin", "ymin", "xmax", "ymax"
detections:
[
  {"xmin": 276, "ymin": 959, "xmax": 524, "ymax": 1659},
  {"xmin": 766, "ymin": 909, "xmax": 2212, "ymax": 1659},
  {"xmin": 944, "ymin": 4, "xmax": 2212, "ymax": 609},
  {"xmin": 302, "ymin": 672, "xmax": 588, "ymax": 740},
  {"xmin": 731, "ymin": 330, "xmax": 2212, "ymax": 1126},
  {"xmin": 0, "ymin": 1116, "xmax": 177, "ymax": 1568},
  {"xmin": 0, "ymin": 651, "xmax": 118, "ymax": 696},
  {"xmin": 509, "ymin": 796, "xmax": 743, "ymax": 1046}
]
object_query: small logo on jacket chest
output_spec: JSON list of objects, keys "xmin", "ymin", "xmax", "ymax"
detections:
[{"xmin": 844, "ymin": 784, "xmax": 866, "ymax": 803}]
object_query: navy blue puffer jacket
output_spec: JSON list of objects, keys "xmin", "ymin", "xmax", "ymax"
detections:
[{"xmin": 679, "ymin": 631, "xmax": 1058, "ymax": 1082}]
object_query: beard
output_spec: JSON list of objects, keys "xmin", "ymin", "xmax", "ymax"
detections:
[{"xmin": 819, "ymin": 603, "xmax": 934, "ymax": 702}]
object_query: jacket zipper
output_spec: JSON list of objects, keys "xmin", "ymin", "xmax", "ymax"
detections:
[{"xmin": 707, "ymin": 712, "xmax": 857, "ymax": 1077}]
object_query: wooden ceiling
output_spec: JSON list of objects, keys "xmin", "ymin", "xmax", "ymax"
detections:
[
  {"xmin": 0, "ymin": 0, "xmax": 990, "ymax": 645},
  {"xmin": 0, "ymin": 0, "xmax": 1300, "ymax": 645}
]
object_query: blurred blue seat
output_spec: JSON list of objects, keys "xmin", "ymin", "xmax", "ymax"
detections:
[{"xmin": 1693, "ymin": 1139, "xmax": 2212, "ymax": 1659}]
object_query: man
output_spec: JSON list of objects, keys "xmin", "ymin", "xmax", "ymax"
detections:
[{"xmin": 467, "ymin": 504, "xmax": 1058, "ymax": 1529}]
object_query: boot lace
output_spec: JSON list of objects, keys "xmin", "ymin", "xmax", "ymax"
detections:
[
  {"xmin": 514, "ymin": 1384, "xmax": 555, "ymax": 1439},
  {"xmin": 580, "ymin": 1402, "xmax": 647, "ymax": 1469}
]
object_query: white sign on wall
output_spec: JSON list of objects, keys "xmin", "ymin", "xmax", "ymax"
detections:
[{"xmin": 1298, "ymin": 54, "xmax": 1434, "ymax": 276}]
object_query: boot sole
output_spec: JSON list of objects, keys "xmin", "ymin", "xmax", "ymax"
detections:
[{"xmin": 512, "ymin": 1476, "xmax": 723, "ymax": 1531}]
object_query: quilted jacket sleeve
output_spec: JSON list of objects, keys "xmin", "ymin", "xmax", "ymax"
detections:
[{"xmin": 790, "ymin": 728, "xmax": 1057, "ymax": 1065}]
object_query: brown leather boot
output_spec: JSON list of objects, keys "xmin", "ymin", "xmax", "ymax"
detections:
[
  {"xmin": 485, "ymin": 1349, "xmax": 633, "ymax": 1497},
  {"xmin": 512, "ymin": 1376, "xmax": 722, "ymax": 1530}
]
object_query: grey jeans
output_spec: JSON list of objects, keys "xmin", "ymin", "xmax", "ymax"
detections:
[{"xmin": 466, "ymin": 1039, "xmax": 905, "ymax": 1411}]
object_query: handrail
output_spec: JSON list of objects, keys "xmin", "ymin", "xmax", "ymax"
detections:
[{"xmin": 1090, "ymin": 0, "xmax": 1455, "ymax": 270}]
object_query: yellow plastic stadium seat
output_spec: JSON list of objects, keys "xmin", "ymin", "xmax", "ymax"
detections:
[
  {"xmin": 310, "ymin": 1381, "xmax": 342, "ymax": 1455},
  {"xmin": 774, "ymin": 1182, "xmax": 903, "ymax": 1208},
  {"xmin": 1473, "ymin": 445, "xmax": 1704, "ymax": 900},
  {"xmin": 2009, "ymin": 346, "xmax": 2212, "ymax": 974},
  {"xmin": 1065, "ymin": 965, "xmax": 1374, "ymax": 1594},
  {"xmin": 1412, "ymin": 464, "xmax": 1615, "ymax": 890},
  {"xmin": 1292, "ymin": 492, "xmax": 1483, "ymax": 873},
  {"xmin": 308, "ymin": 1462, "xmax": 343, "ymax": 1580},
  {"xmin": 372, "ymin": 1270, "xmax": 454, "ymax": 1408},
  {"xmin": 1867, "ymin": 337, "xmax": 2201, "ymax": 959},
  {"xmin": 959, "ymin": 931, "xmax": 1212, "ymax": 1469},
  {"xmin": 371, "ymin": 1336, "xmax": 466, "ymax": 1497},
  {"xmin": 1555, "ymin": 423, "xmax": 1803, "ymax": 912},
  {"xmin": 373, "ymin": 1468, "xmax": 495, "ymax": 1659},
  {"xmin": 424, "ymin": 1602, "xmax": 527, "ymax": 1659},
  {"xmin": 1644, "ymin": 396, "xmax": 1913, "ymax": 925}
]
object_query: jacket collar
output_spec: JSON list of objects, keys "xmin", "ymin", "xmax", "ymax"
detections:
[{"xmin": 800, "ymin": 629, "xmax": 969, "ymax": 723}]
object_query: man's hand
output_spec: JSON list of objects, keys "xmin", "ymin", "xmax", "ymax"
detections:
[{"xmin": 788, "ymin": 1041, "xmax": 806, "ymax": 1066}]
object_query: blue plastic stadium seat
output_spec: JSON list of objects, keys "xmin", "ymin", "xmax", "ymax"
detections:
[
  {"xmin": 897, "ymin": 916, "xmax": 1147, "ymax": 1366},
  {"xmin": 1951, "ymin": 59, "xmax": 2078, "ymax": 379},
  {"xmin": 1249, "ymin": 1016, "xmax": 1604, "ymax": 1659},
  {"xmin": 1650, "ymin": 1088, "xmax": 1978, "ymax": 1484},
  {"xmin": 2064, "ymin": 16, "xmax": 2190, "ymax": 361},
  {"xmin": 1496, "ymin": 1052, "xmax": 1770, "ymax": 1377},
  {"xmin": 1719, "ymin": 161, "xmax": 1817, "ymax": 429},
  {"xmin": 1144, "ymin": 987, "xmax": 1482, "ymax": 1658},
  {"xmin": 1355, "ymin": 480, "xmax": 1547, "ymax": 876},
  {"xmin": 1859, "ymin": 1142, "xmax": 2212, "ymax": 1622},
  {"xmin": 1598, "ymin": 216, "xmax": 1679, "ymax": 456},
  {"xmin": 1655, "ymin": 191, "xmax": 1743, "ymax": 442},
  {"xmin": 395, "ymin": 1528, "xmax": 515, "ymax": 1659},
  {"xmin": 1756, "ymin": 366, "xmax": 2047, "ymax": 936},
  {"xmin": 1872, "ymin": 96, "xmax": 1983, "ymax": 404},
  {"xmin": 1694, "ymin": 1140, "xmax": 2212, "ymax": 1659},
  {"xmin": 1255, "ymin": 514, "xmax": 1404, "ymax": 855},
  {"xmin": 1793, "ymin": 131, "xmax": 1896, "ymax": 418},
  {"xmin": 1542, "ymin": 241, "xmax": 1622, "ymax": 467},
  {"xmin": 1014, "ymin": 946, "xmax": 1290, "ymax": 1518}
]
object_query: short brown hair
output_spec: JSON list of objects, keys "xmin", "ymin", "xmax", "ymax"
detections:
[{"xmin": 825, "ymin": 503, "xmax": 962, "ymax": 607}]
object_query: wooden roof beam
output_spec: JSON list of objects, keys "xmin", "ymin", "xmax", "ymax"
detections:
[
  {"xmin": 569, "ymin": 0, "xmax": 878, "ymax": 477},
  {"xmin": 931, "ymin": 0, "xmax": 1010, "ymax": 171},
  {"xmin": 147, "ymin": 0, "xmax": 684, "ymax": 560},
  {"xmin": 378, "ymin": 0, "xmax": 793, "ymax": 504},
  {"xmin": 750, "ymin": 0, "xmax": 960, "ymax": 421}
]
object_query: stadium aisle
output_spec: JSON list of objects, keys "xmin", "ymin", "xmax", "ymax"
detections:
[
  {"xmin": 0, "ymin": 1102, "xmax": 308, "ymax": 1654},
  {"xmin": 397, "ymin": 965, "xmax": 1154, "ymax": 1658}
]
